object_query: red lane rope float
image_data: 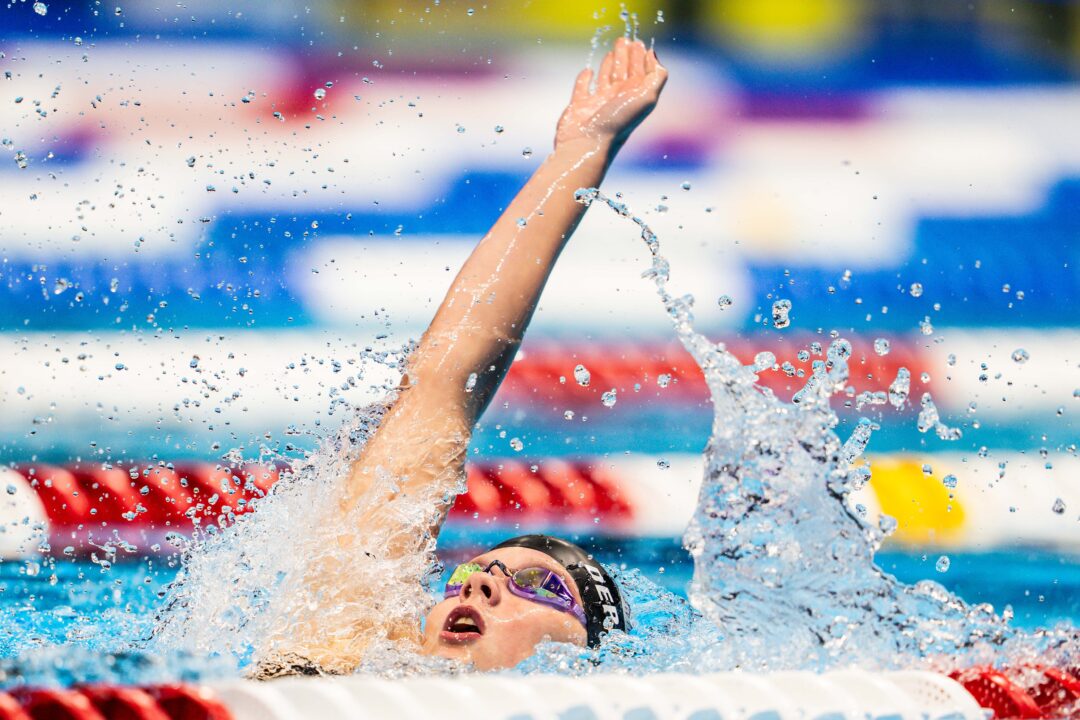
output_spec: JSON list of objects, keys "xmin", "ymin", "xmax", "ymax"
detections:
[
  {"xmin": 1026, "ymin": 666, "xmax": 1080, "ymax": 718},
  {"xmin": 77, "ymin": 686, "xmax": 170, "ymax": 720},
  {"xmin": 447, "ymin": 460, "xmax": 634, "ymax": 525},
  {"xmin": 143, "ymin": 685, "xmax": 232, "ymax": 720},
  {"xmin": 10, "ymin": 688, "xmax": 106, "ymax": 720},
  {"xmin": 13, "ymin": 459, "xmax": 637, "ymax": 538},
  {"xmin": 951, "ymin": 667, "xmax": 1044, "ymax": 719},
  {"xmin": 499, "ymin": 338, "xmax": 932, "ymax": 410},
  {"xmin": 1, "ymin": 686, "xmax": 231, "ymax": 720},
  {"xmin": 17, "ymin": 465, "xmax": 94, "ymax": 527},
  {"xmin": 0, "ymin": 693, "xmax": 31, "ymax": 720}
]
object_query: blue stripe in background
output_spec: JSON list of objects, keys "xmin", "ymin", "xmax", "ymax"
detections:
[{"xmin": 3, "ymin": 173, "xmax": 1078, "ymax": 332}]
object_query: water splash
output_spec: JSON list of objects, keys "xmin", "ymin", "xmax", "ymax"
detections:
[{"xmin": 570, "ymin": 187, "xmax": 1078, "ymax": 672}]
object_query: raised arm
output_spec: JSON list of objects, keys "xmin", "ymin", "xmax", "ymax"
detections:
[
  {"xmin": 253, "ymin": 39, "xmax": 666, "ymax": 675},
  {"xmin": 404, "ymin": 38, "xmax": 667, "ymax": 420},
  {"xmin": 346, "ymin": 38, "xmax": 667, "ymax": 509}
]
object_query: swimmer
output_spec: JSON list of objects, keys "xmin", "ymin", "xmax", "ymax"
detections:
[{"xmin": 255, "ymin": 37, "xmax": 666, "ymax": 676}]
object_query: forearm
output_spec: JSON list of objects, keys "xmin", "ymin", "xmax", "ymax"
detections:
[{"xmin": 403, "ymin": 137, "xmax": 615, "ymax": 416}]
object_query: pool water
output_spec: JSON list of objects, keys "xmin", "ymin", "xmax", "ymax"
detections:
[{"xmin": 1, "ymin": 541, "xmax": 1075, "ymax": 683}]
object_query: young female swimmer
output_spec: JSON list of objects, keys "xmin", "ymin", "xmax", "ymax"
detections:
[{"xmin": 255, "ymin": 37, "xmax": 667, "ymax": 677}]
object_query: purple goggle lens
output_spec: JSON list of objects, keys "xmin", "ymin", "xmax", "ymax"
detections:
[{"xmin": 444, "ymin": 560, "xmax": 588, "ymax": 628}]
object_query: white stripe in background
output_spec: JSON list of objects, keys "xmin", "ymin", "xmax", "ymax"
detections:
[
  {"xmin": 0, "ymin": 330, "xmax": 1076, "ymax": 441},
  {"xmin": 925, "ymin": 328, "xmax": 1080, "ymax": 420},
  {"xmin": 593, "ymin": 452, "xmax": 1080, "ymax": 548},
  {"xmin": 0, "ymin": 332, "xmax": 402, "ymax": 444},
  {"xmin": 0, "ymin": 467, "xmax": 47, "ymax": 558},
  {"xmin": 297, "ymin": 231, "xmax": 749, "ymax": 334}
]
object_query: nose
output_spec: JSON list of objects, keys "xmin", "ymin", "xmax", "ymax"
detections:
[{"xmin": 461, "ymin": 569, "xmax": 502, "ymax": 606}]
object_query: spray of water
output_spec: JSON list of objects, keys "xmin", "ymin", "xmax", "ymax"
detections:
[
  {"xmin": 552, "ymin": 187, "xmax": 1079, "ymax": 673},
  {"xmin": 109, "ymin": 186, "xmax": 1079, "ymax": 681}
]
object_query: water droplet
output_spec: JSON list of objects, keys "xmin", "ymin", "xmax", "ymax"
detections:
[
  {"xmin": 33, "ymin": 2, "xmax": 47, "ymax": 15},
  {"xmin": 516, "ymin": 217, "xmax": 527, "ymax": 227},
  {"xmin": 189, "ymin": 356, "xmax": 200, "ymax": 369},
  {"xmin": 771, "ymin": 299, "xmax": 792, "ymax": 329},
  {"xmin": 522, "ymin": 147, "xmax": 533, "ymax": 158},
  {"xmin": 5, "ymin": 485, "xmax": 16, "ymax": 495},
  {"xmin": 910, "ymin": 282, "xmax": 923, "ymax": 298},
  {"xmin": 1052, "ymin": 498, "xmax": 1066, "ymax": 514},
  {"xmin": 509, "ymin": 437, "xmax": 523, "ymax": 452},
  {"xmin": 1011, "ymin": 348, "xmax": 1029, "ymax": 364},
  {"xmin": 680, "ymin": 181, "xmax": 691, "ymax": 191},
  {"xmin": 752, "ymin": 352, "xmax": 775, "ymax": 372},
  {"xmin": 563, "ymin": 410, "xmax": 575, "ymax": 420},
  {"xmin": 873, "ymin": 338, "xmax": 891, "ymax": 356},
  {"xmin": 942, "ymin": 474, "xmax": 958, "ymax": 489},
  {"xmin": 657, "ymin": 458, "xmax": 670, "ymax": 470},
  {"xmin": 494, "ymin": 125, "xmax": 504, "ymax": 133},
  {"xmin": 573, "ymin": 364, "xmax": 591, "ymax": 387},
  {"xmin": 466, "ymin": 7, "xmax": 475, "ymax": 16},
  {"xmin": 14, "ymin": 151, "xmax": 27, "ymax": 169},
  {"xmin": 888, "ymin": 368, "xmax": 911, "ymax": 409},
  {"xmin": 185, "ymin": 156, "xmax": 196, "ymax": 168},
  {"xmin": 919, "ymin": 316, "xmax": 934, "ymax": 336},
  {"xmin": 601, "ymin": 389, "xmax": 617, "ymax": 408},
  {"xmin": 464, "ymin": 373, "xmax": 477, "ymax": 393},
  {"xmin": 657, "ymin": 373, "xmax": 671, "ymax": 388},
  {"xmin": 313, "ymin": 88, "xmax": 326, "ymax": 100},
  {"xmin": 456, "ymin": 124, "xmax": 466, "ymax": 134},
  {"xmin": 935, "ymin": 555, "xmax": 950, "ymax": 573},
  {"xmin": 717, "ymin": 295, "xmax": 733, "ymax": 310}
]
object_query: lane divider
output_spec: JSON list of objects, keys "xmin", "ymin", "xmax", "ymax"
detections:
[
  {"xmin": 500, "ymin": 337, "xmax": 931, "ymax": 409},
  {"xmin": 4, "ymin": 667, "xmax": 1074, "ymax": 719},
  {"xmin": 1, "ymin": 684, "xmax": 231, "ymax": 720},
  {"xmin": 0, "ymin": 460, "xmax": 634, "ymax": 558},
  {"xmin": 3, "ymin": 449, "xmax": 1077, "ymax": 559}
]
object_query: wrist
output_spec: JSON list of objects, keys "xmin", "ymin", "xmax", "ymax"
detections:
[{"xmin": 551, "ymin": 136, "xmax": 617, "ymax": 167}]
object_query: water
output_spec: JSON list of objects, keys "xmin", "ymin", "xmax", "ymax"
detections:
[
  {"xmin": 555, "ymin": 187, "xmax": 1079, "ymax": 673},
  {"xmin": 1, "ymin": 185, "xmax": 1077, "ymax": 687}
]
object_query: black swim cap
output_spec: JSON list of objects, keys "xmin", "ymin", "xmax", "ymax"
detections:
[{"xmin": 491, "ymin": 534, "xmax": 629, "ymax": 647}]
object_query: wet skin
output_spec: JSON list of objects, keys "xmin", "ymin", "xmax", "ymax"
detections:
[{"xmin": 419, "ymin": 546, "xmax": 588, "ymax": 670}]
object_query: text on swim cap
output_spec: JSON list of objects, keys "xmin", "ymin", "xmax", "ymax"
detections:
[{"xmin": 582, "ymin": 562, "xmax": 621, "ymax": 628}]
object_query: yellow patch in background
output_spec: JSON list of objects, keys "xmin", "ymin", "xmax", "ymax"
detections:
[
  {"xmin": 868, "ymin": 457, "xmax": 966, "ymax": 546},
  {"xmin": 703, "ymin": 0, "xmax": 864, "ymax": 55}
]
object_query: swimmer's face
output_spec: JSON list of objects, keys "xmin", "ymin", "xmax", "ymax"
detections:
[{"xmin": 420, "ymin": 546, "xmax": 588, "ymax": 670}]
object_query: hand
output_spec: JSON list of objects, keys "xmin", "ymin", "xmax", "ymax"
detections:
[{"xmin": 555, "ymin": 36, "xmax": 667, "ymax": 155}]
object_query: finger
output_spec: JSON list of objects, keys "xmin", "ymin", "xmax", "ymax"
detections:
[
  {"xmin": 571, "ymin": 67, "xmax": 593, "ymax": 103},
  {"xmin": 645, "ymin": 47, "xmax": 659, "ymax": 74},
  {"xmin": 629, "ymin": 39, "xmax": 646, "ymax": 79},
  {"xmin": 613, "ymin": 36, "xmax": 630, "ymax": 83},
  {"xmin": 598, "ymin": 50, "xmax": 615, "ymax": 91}
]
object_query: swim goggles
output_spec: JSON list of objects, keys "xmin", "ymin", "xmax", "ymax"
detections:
[{"xmin": 444, "ymin": 559, "xmax": 588, "ymax": 628}]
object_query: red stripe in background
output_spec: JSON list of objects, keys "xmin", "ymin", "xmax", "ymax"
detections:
[
  {"xmin": 498, "ymin": 337, "xmax": 932, "ymax": 410},
  {"xmin": 9, "ymin": 459, "xmax": 633, "ymax": 554}
]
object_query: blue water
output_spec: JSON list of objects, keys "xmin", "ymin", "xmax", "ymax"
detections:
[{"xmin": 2, "ymin": 543, "xmax": 1074, "ymax": 669}]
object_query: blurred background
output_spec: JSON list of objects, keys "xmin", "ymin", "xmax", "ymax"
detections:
[{"xmin": 0, "ymin": 1, "xmax": 1078, "ymax": 627}]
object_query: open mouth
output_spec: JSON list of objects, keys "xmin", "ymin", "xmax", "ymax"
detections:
[{"xmin": 440, "ymin": 606, "xmax": 485, "ymax": 644}]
